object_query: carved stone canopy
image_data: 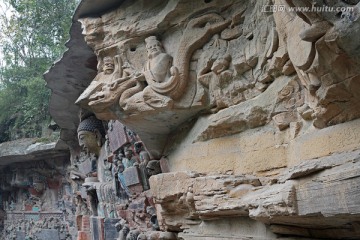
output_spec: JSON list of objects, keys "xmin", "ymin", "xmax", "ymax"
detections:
[
  {"xmin": 43, "ymin": 0, "xmax": 124, "ymax": 149},
  {"xmin": 47, "ymin": 0, "xmax": 360, "ymax": 159}
]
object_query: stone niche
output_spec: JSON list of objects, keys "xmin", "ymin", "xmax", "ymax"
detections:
[
  {"xmin": 0, "ymin": 158, "xmax": 75, "ymax": 240},
  {"xmin": 45, "ymin": 0, "xmax": 360, "ymax": 239}
]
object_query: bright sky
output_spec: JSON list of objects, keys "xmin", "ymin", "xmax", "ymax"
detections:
[
  {"xmin": 0, "ymin": 0, "xmax": 5, "ymax": 68},
  {"xmin": 0, "ymin": 0, "xmax": 13, "ymax": 17}
]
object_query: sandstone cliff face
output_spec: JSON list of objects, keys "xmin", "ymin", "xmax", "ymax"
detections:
[
  {"xmin": 42, "ymin": 0, "xmax": 360, "ymax": 239},
  {"xmin": 151, "ymin": 149, "xmax": 360, "ymax": 239}
]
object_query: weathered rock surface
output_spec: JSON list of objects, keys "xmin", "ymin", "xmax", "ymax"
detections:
[
  {"xmin": 44, "ymin": 0, "xmax": 123, "ymax": 150},
  {"xmin": 46, "ymin": 0, "xmax": 360, "ymax": 160},
  {"xmin": 150, "ymin": 150, "xmax": 360, "ymax": 239},
  {"xmin": 194, "ymin": 76, "xmax": 293, "ymax": 141},
  {"xmin": 0, "ymin": 138, "xmax": 69, "ymax": 167},
  {"xmin": 41, "ymin": 0, "xmax": 360, "ymax": 239}
]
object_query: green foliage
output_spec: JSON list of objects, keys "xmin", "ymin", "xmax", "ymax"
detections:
[{"xmin": 0, "ymin": 0, "xmax": 78, "ymax": 142}]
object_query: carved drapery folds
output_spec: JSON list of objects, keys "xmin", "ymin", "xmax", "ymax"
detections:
[
  {"xmin": 77, "ymin": 11, "xmax": 231, "ymax": 112},
  {"xmin": 75, "ymin": 0, "xmax": 360, "ymax": 157}
]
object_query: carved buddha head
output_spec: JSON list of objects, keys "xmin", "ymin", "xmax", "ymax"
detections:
[
  {"xmin": 145, "ymin": 36, "xmax": 164, "ymax": 59},
  {"xmin": 77, "ymin": 116, "xmax": 105, "ymax": 156}
]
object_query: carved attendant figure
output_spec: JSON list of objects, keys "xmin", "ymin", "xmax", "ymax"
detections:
[
  {"xmin": 78, "ymin": 51, "xmax": 146, "ymax": 112},
  {"xmin": 135, "ymin": 141, "xmax": 150, "ymax": 190},
  {"xmin": 122, "ymin": 147, "xmax": 136, "ymax": 168},
  {"xmin": 75, "ymin": 194, "xmax": 90, "ymax": 230},
  {"xmin": 76, "ymin": 56, "xmax": 118, "ymax": 107},
  {"xmin": 114, "ymin": 159, "xmax": 132, "ymax": 197},
  {"xmin": 143, "ymin": 36, "xmax": 180, "ymax": 106},
  {"xmin": 113, "ymin": 159, "xmax": 126, "ymax": 198},
  {"xmin": 144, "ymin": 36, "xmax": 174, "ymax": 83},
  {"xmin": 198, "ymin": 53, "xmax": 232, "ymax": 112},
  {"xmin": 102, "ymin": 56, "xmax": 116, "ymax": 76}
]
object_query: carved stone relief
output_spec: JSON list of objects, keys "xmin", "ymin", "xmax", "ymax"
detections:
[
  {"xmin": 41, "ymin": 0, "xmax": 360, "ymax": 239},
  {"xmin": 73, "ymin": 0, "xmax": 360, "ymax": 161},
  {"xmin": 71, "ymin": 115, "xmax": 164, "ymax": 239},
  {"xmin": 0, "ymin": 159, "xmax": 75, "ymax": 239},
  {"xmin": 274, "ymin": 0, "xmax": 360, "ymax": 128}
]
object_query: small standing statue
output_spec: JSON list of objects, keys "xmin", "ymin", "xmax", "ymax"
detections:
[
  {"xmin": 135, "ymin": 141, "xmax": 150, "ymax": 190},
  {"xmin": 9, "ymin": 200, "xmax": 15, "ymax": 211},
  {"xmin": 122, "ymin": 147, "xmax": 137, "ymax": 169},
  {"xmin": 114, "ymin": 158, "xmax": 132, "ymax": 197},
  {"xmin": 112, "ymin": 156, "xmax": 122, "ymax": 198}
]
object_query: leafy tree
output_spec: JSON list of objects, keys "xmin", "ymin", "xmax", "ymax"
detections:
[{"xmin": 0, "ymin": 0, "xmax": 78, "ymax": 142}]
